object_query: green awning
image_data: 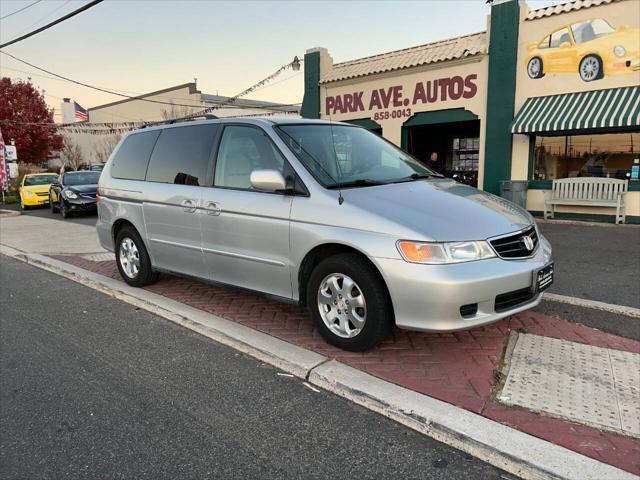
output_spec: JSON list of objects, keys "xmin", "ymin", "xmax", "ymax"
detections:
[{"xmin": 511, "ymin": 86, "xmax": 640, "ymax": 134}]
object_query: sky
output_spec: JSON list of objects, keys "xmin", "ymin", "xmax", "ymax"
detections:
[{"xmin": 0, "ymin": 0, "xmax": 561, "ymax": 119}]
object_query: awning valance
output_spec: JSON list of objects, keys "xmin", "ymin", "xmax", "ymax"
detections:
[{"xmin": 511, "ymin": 86, "xmax": 639, "ymax": 134}]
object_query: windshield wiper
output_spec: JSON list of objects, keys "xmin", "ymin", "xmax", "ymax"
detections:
[
  {"xmin": 327, "ymin": 179, "xmax": 386, "ymax": 189},
  {"xmin": 389, "ymin": 172, "xmax": 444, "ymax": 184}
]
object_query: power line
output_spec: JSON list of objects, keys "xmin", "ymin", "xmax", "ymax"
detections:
[
  {"xmin": 10, "ymin": 0, "xmax": 71, "ymax": 37},
  {"xmin": 0, "ymin": 50, "xmax": 302, "ymax": 113},
  {"xmin": 0, "ymin": 0, "xmax": 103, "ymax": 49},
  {"xmin": 0, "ymin": 0, "xmax": 43, "ymax": 20}
]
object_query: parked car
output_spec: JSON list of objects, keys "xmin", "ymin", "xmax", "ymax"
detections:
[
  {"xmin": 19, "ymin": 173, "xmax": 59, "ymax": 210},
  {"xmin": 525, "ymin": 18, "xmax": 640, "ymax": 82},
  {"xmin": 50, "ymin": 170, "xmax": 101, "ymax": 218},
  {"xmin": 97, "ymin": 118, "xmax": 553, "ymax": 351}
]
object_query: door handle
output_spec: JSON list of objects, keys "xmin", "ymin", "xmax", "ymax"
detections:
[
  {"xmin": 204, "ymin": 201, "xmax": 221, "ymax": 216},
  {"xmin": 181, "ymin": 199, "xmax": 197, "ymax": 213}
]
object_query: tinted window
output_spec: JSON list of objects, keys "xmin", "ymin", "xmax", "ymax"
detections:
[
  {"xmin": 214, "ymin": 126, "xmax": 285, "ymax": 189},
  {"xmin": 63, "ymin": 171, "xmax": 101, "ymax": 185},
  {"xmin": 146, "ymin": 124, "xmax": 218, "ymax": 186},
  {"xmin": 111, "ymin": 130, "xmax": 160, "ymax": 180}
]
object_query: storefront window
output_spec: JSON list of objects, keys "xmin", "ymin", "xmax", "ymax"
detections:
[
  {"xmin": 532, "ymin": 132, "xmax": 640, "ymax": 181},
  {"xmin": 451, "ymin": 137, "xmax": 479, "ymax": 186}
]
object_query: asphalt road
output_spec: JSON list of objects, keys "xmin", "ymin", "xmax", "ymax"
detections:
[
  {"xmin": 0, "ymin": 256, "xmax": 511, "ymax": 480},
  {"xmin": 537, "ymin": 222, "xmax": 640, "ymax": 309},
  {"xmin": 1, "ymin": 202, "xmax": 97, "ymax": 226}
]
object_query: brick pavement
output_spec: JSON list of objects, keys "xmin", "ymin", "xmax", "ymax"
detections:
[{"xmin": 52, "ymin": 255, "xmax": 640, "ymax": 475}]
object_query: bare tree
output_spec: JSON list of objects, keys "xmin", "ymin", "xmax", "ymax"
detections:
[
  {"xmin": 60, "ymin": 136, "xmax": 84, "ymax": 170},
  {"xmin": 94, "ymin": 135, "xmax": 121, "ymax": 164},
  {"xmin": 161, "ymin": 103, "xmax": 197, "ymax": 121}
]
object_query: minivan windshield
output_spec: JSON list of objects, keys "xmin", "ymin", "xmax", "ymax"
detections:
[
  {"xmin": 276, "ymin": 124, "xmax": 439, "ymax": 188},
  {"xmin": 63, "ymin": 171, "xmax": 101, "ymax": 185}
]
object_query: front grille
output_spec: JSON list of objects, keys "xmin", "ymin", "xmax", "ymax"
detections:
[
  {"xmin": 35, "ymin": 192, "xmax": 49, "ymax": 196},
  {"xmin": 82, "ymin": 193, "xmax": 97, "ymax": 199},
  {"xmin": 489, "ymin": 226, "xmax": 538, "ymax": 259},
  {"xmin": 495, "ymin": 288, "xmax": 535, "ymax": 313}
]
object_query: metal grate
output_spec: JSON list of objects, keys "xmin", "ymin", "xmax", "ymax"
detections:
[
  {"xmin": 490, "ymin": 226, "xmax": 538, "ymax": 259},
  {"xmin": 495, "ymin": 288, "xmax": 535, "ymax": 312}
]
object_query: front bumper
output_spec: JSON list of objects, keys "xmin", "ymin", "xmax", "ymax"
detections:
[
  {"xmin": 66, "ymin": 197, "xmax": 97, "ymax": 211},
  {"xmin": 608, "ymin": 56, "xmax": 640, "ymax": 73},
  {"xmin": 374, "ymin": 235, "xmax": 553, "ymax": 332},
  {"xmin": 21, "ymin": 194, "xmax": 50, "ymax": 206}
]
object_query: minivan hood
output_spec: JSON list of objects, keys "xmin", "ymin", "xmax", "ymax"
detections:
[{"xmin": 344, "ymin": 179, "xmax": 533, "ymax": 241}]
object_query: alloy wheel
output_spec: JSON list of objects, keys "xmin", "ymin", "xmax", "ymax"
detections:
[
  {"xmin": 580, "ymin": 56, "xmax": 600, "ymax": 81},
  {"xmin": 528, "ymin": 58, "xmax": 541, "ymax": 78},
  {"xmin": 119, "ymin": 237, "xmax": 140, "ymax": 279},
  {"xmin": 317, "ymin": 273, "xmax": 367, "ymax": 338}
]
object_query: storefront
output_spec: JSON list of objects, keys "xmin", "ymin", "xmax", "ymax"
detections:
[{"xmin": 301, "ymin": 0, "xmax": 640, "ymax": 222}]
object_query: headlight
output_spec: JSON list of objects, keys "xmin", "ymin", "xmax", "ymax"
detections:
[
  {"xmin": 397, "ymin": 240, "xmax": 496, "ymax": 264},
  {"xmin": 64, "ymin": 190, "xmax": 78, "ymax": 199},
  {"xmin": 614, "ymin": 45, "xmax": 626, "ymax": 57},
  {"xmin": 23, "ymin": 191, "xmax": 35, "ymax": 197}
]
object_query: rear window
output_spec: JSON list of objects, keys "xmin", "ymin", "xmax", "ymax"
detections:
[
  {"xmin": 111, "ymin": 130, "xmax": 160, "ymax": 180},
  {"xmin": 146, "ymin": 124, "xmax": 218, "ymax": 186}
]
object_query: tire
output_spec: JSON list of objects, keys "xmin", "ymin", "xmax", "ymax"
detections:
[
  {"xmin": 527, "ymin": 57, "xmax": 544, "ymax": 79},
  {"xmin": 60, "ymin": 200, "xmax": 72, "ymax": 218},
  {"xmin": 115, "ymin": 225, "xmax": 159, "ymax": 287},
  {"xmin": 20, "ymin": 201, "xmax": 29, "ymax": 211},
  {"xmin": 307, "ymin": 253, "xmax": 393, "ymax": 351},
  {"xmin": 50, "ymin": 197, "xmax": 59, "ymax": 213},
  {"xmin": 579, "ymin": 55, "xmax": 603, "ymax": 82}
]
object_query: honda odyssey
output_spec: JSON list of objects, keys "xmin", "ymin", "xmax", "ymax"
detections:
[{"xmin": 97, "ymin": 118, "xmax": 553, "ymax": 351}]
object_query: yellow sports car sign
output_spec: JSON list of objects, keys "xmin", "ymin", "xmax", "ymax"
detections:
[{"xmin": 525, "ymin": 18, "xmax": 639, "ymax": 82}]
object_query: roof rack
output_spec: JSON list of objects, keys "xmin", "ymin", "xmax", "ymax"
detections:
[{"xmin": 138, "ymin": 113, "xmax": 218, "ymax": 129}]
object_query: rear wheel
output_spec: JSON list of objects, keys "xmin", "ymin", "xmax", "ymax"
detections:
[
  {"xmin": 115, "ymin": 225, "xmax": 158, "ymax": 287},
  {"xmin": 527, "ymin": 57, "xmax": 544, "ymax": 79},
  {"xmin": 50, "ymin": 196, "xmax": 59, "ymax": 213},
  {"xmin": 307, "ymin": 253, "xmax": 393, "ymax": 351}
]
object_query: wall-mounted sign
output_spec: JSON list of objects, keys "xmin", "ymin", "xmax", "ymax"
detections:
[
  {"xmin": 325, "ymin": 74, "xmax": 478, "ymax": 115},
  {"xmin": 4, "ymin": 145, "xmax": 17, "ymax": 161}
]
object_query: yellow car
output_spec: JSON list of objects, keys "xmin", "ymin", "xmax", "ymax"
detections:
[
  {"xmin": 19, "ymin": 173, "xmax": 59, "ymax": 210},
  {"xmin": 525, "ymin": 18, "xmax": 640, "ymax": 82}
]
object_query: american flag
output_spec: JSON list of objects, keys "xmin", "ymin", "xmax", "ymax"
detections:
[{"xmin": 74, "ymin": 102, "xmax": 88, "ymax": 122}]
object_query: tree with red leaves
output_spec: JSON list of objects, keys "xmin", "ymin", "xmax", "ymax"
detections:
[{"xmin": 0, "ymin": 77, "xmax": 63, "ymax": 164}]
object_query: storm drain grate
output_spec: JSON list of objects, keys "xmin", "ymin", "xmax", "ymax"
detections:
[{"xmin": 499, "ymin": 333, "xmax": 640, "ymax": 438}]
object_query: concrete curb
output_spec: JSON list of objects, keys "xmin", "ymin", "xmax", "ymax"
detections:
[
  {"xmin": 544, "ymin": 292, "xmax": 640, "ymax": 319},
  {"xmin": 0, "ymin": 209, "xmax": 21, "ymax": 218},
  {"xmin": 1, "ymin": 246, "xmax": 636, "ymax": 480}
]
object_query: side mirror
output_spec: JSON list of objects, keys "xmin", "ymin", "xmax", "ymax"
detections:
[
  {"xmin": 250, "ymin": 169, "xmax": 286, "ymax": 192},
  {"xmin": 560, "ymin": 42, "xmax": 571, "ymax": 49}
]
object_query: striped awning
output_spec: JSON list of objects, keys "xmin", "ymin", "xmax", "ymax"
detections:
[{"xmin": 511, "ymin": 86, "xmax": 640, "ymax": 134}]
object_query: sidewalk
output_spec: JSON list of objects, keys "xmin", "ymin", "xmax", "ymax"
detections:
[
  {"xmin": 37, "ymin": 253, "xmax": 640, "ymax": 476},
  {"xmin": 1, "ymin": 214, "xmax": 639, "ymax": 478}
]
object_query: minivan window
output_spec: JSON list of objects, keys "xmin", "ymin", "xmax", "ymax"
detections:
[
  {"xmin": 276, "ymin": 124, "xmax": 436, "ymax": 188},
  {"xmin": 214, "ymin": 125, "xmax": 285, "ymax": 189},
  {"xmin": 146, "ymin": 124, "xmax": 218, "ymax": 186},
  {"xmin": 111, "ymin": 130, "xmax": 160, "ymax": 181}
]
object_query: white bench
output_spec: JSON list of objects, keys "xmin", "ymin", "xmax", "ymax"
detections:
[{"xmin": 543, "ymin": 177, "xmax": 629, "ymax": 224}]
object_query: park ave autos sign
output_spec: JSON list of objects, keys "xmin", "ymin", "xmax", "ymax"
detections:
[{"xmin": 325, "ymin": 74, "xmax": 478, "ymax": 120}]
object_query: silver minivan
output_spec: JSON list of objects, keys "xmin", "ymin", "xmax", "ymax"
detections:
[{"xmin": 97, "ymin": 118, "xmax": 553, "ymax": 351}]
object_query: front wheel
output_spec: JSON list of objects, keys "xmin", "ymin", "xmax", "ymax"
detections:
[
  {"xmin": 307, "ymin": 253, "xmax": 393, "ymax": 351},
  {"xmin": 60, "ymin": 200, "xmax": 72, "ymax": 218},
  {"xmin": 115, "ymin": 225, "xmax": 158, "ymax": 287},
  {"xmin": 579, "ymin": 55, "xmax": 603, "ymax": 82},
  {"xmin": 20, "ymin": 201, "xmax": 29, "ymax": 211},
  {"xmin": 50, "ymin": 197, "xmax": 59, "ymax": 213}
]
